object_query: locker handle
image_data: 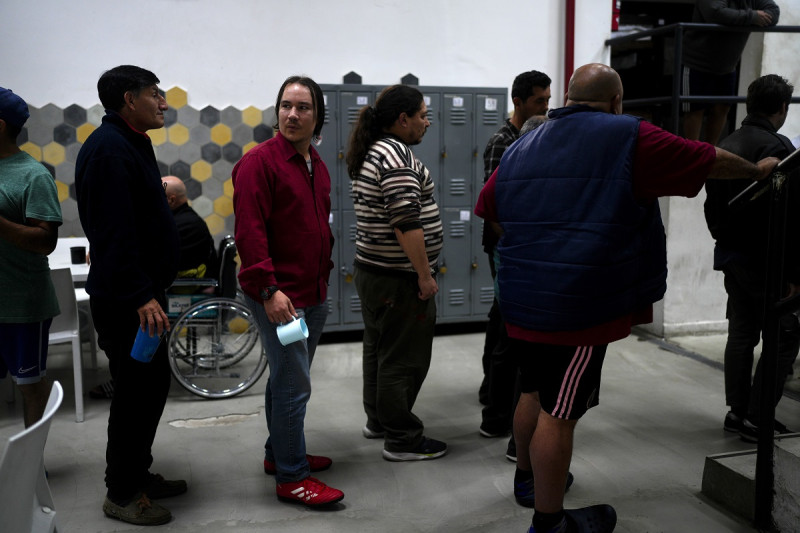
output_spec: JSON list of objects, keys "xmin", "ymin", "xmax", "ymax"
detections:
[
  {"xmin": 340, "ymin": 266, "xmax": 353, "ymax": 283},
  {"xmin": 439, "ymin": 260, "xmax": 447, "ymax": 275}
]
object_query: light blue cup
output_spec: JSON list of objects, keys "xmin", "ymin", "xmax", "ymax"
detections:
[{"xmin": 276, "ymin": 316, "xmax": 308, "ymax": 346}]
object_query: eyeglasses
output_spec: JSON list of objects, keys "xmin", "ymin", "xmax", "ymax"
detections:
[{"xmin": 162, "ymin": 181, "xmax": 168, "ymax": 192}]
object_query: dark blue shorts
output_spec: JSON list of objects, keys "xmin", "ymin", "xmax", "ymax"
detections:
[
  {"xmin": 681, "ymin": 66, "xmax": 737, "ymax": 113},
  {"xmin": 0, "ymin": 319, "xmax": 52, "ymax": 384},
  {"xmin": 515, "ymin": 339, "xmax": 608, "ymax": 420}
]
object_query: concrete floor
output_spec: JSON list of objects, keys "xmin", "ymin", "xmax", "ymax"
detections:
[{"xmin": 2, "ymin": 327, "xmax": 799, "ymax": 533}]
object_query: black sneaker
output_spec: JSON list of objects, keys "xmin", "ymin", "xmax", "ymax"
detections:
[
  {"xmin": 528, "ymin": 504, "xmax": 617, "ymax": 533},
  {"xmin": 479, "ymin": 423, "xmax": 510, "ymax": 438},
  {"xmin": 723, "ymin": 411, "xmax": 743, "ymax": 433},
  {"xmin": 382, "ymin": 437, "xmax": 448, "ymax": 461}
]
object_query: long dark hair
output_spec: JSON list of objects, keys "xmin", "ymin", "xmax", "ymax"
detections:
[
  {"xmin": 345, "ymin": 84, "xmax": 424, "ymax": 178},
  {"xmin": 273, "ymin": 75, "xmax": 325, "ymax": 138}
]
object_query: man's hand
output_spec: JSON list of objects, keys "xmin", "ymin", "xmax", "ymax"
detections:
[
  {"xmin": 263, "ymin": 290, "xmax": 297, "ymax": 323},
  {"xmin": 137, "ymin": 298, "xmax": 170, "ymax": 337},
  {"xmin": 755, "ymin": 157, "xmax": 780, "ymax": 181},
  {"xmin": 417, "ymin": 274, "xmax": 438, "ymax": 301},
  {"xmin": 754, "ymin": 10, "xmax": 773, "ymax": 27}
]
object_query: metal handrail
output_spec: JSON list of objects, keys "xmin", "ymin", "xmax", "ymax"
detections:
[{"xmin": 605, "ymin": 23, "xmax": 800, "ymax": 133}]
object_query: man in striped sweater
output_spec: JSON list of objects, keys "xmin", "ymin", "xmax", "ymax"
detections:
[{"xmin": 346, "ymin": 85, "xmax": 447, "ymax": 462}]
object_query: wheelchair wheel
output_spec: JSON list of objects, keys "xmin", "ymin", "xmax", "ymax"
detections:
[{"xmin": 168, "ymin": 297, "xmax": 267, "ymax": 399}]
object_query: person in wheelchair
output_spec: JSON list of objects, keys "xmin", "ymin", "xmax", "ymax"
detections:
[{"xmin": 162, "ymin": 175, "xmax": 218, "ymax": 292}]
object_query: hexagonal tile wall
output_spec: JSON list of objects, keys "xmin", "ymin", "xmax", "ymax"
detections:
[{"xmin": 20, "ymin": 88, "xmax": 276, "ymax": 239}]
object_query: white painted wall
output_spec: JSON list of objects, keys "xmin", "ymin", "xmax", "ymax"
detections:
[{"xmin": 0, "ymin": 0, "xmax": 610, "ymax": 111}]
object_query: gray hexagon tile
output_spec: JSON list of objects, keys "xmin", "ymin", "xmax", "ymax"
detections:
[
  {"xmin": 232, "ymin": 123, "xmax": 253, "ymax": 146},
  {"xmin": 221, "ymin": 106, "xmax": 242, "ymax": 126},
  {"xmin": 163, "ymin": 107, "xmax": 178, "ymax": 127},
  {"xmin": 212, "ymin": 160, "xmax": 234, "ymax": 182},
  {"xmin": 155, "ymin": 143, "xmax": 179, "ymax": 165},
  {"xmin": 177, "ymin": 106, "xmax": 200, "ymax": 128},
  {"xmin": 169, "ymin": 161, "xmax": 191, "ymax": 181},
  {"xmin": 55, "ymin": 160, "xmax": 75, "ymax": 184},
  {"xmin": 202, "ymin": 178, "xmax": 223, "ymax": 199},
  {"xmin": 87, "ymin": 105, "xmax": 105, "ymax": 126},
  {"xmin": 179, "ymin": 142, "xmax": 201, "ymax": 163},
  {"xmin": 200, "ymin": 106, "xmax": 220, "ymax": 127},
  {"xmin": 191, "ymin": 196, "xmax": 213, "ymax": 218},
  {"xmin": 184, "ymin": 177, "xmax": 202, "ymax": 200},
  {"xmin": 53, "ymin": 123, "xmax": 77, "ymax": 146},
  {"xmin": 63, "ymin": 104, "xmax": 87, "ymax": 127},
  {"xmin": 60, "ymin": 197, "xmax": 79, "ymax": 223},
  {"xmin": 190, "ymin": 124, "xmax": 211, "ymax": 145},
  {"xmin": 222, "ymin": 142, "xmax": 242, "ymax": 163}
]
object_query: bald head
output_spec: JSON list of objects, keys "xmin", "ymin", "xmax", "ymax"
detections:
[
  {"xmin": 566, "ymin": 63, "xmax": 623, "ymax": 114},
  {"xmin": 162, "ymin": 175, "xmax": 188, "ymax": 211}
]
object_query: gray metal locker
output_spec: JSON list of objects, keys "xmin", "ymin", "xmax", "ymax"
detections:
[
  {"xmin": 440, "ymin": 92, "xmax": 473, "ymax": 208},
  {"xmin": 337, "ymin": 89, "xmax": 373, "ymax": 211},
  {"xmin": 326, "ymin": 214, "xmax": 341, "ymax": 327},
  {"xmin": 437, "ymin": 206, "xmax": 473, "ymax": 320},
  {"xmin": 317, "ymin": 89, "xmax": 340, "ymax": 211},
  {"xmin": 339, "ymin": 209, "xmax": 363, "ymax": 325}
]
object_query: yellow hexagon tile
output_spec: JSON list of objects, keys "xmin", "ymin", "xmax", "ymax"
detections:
[
  {"xmin": 191, "ymin": 160, "xmax": 212, "ymax": 182},
  {"xmin": 76, "ymin": 123, "xmax": 96, "ymax": 143},
  {"xmin": 242, "ymin": 106, "xmax": 262, "ymax": 127},
  {"xmin": 55, "ymin": 180, "xmax": 70, "ymax": 202},
  {"xmin": 210, "ymin": 124, "xmax": 232, "ymax": 146},
  {"xmin": 166, "ymin": 87, "xmax": 188, "ymax": 109},
  {"xmin": 204, "ymin": 213, "xmax": 225, "ymax": 236},
  {"xmin": 243, "ymin": 141, "xmax": 258, "ymax": 154},
  {"xmin": 42, "ymin": 142, "xmax": 66, "ymax": 166},
  {"xmin": 168, "ymin": 124, "xmax": 190, "ymax": 146},
  {"xmin": 213, "ymin": 195, "xmax": 233, "ymax": 217},
  {"xmin": 20, "ymin": 142, "xmax": 42, "ymax": 161},
  {"xmin": 149, "ymin": 127, "xmax": 167, "ymax": 146},
  {"xmin": 223, "ymin": 178, "xmax": 234, "ymax": 198}
]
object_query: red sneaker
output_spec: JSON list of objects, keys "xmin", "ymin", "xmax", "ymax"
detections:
[
  {"xmin": 276, "ymin": 477, "xmax": 344, "ymax": 506},
  {"xmin": 263, "ymin": 454, "xmax": 332, "ymax": 475}
]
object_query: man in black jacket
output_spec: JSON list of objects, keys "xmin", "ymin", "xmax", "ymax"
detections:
[
  {"xmin": 704, "ymin": 73, "xmax": 800, "ymax": 442},
  {"xmin": 162, "ymin": 175, "xmax": 217, "ymax": 277},
  {"xmin": 76, "ymin": 65, "xmax": 183, "ymax": 526}
]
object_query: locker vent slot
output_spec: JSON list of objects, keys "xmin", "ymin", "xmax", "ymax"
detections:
[
  {"xmin": 449, "ymin": 221, "xmax": 466, "ymax": 238},
  {"xmin": 449, "ymin": 108, "xmax": 467, "ymax": 125},
  {"xmin": 448, "ymin": 289, "xmax": 466, "ymax": 306},
  {"xmin": 479, "ymin": 287, "xmax": 494, "ymax": 304},
  {"xmin": 449, "ymin": 178, "xmax": 467, "ymax": 197},
  {"xmin": 349, "ymin": 296, "xmax": 362, "ymax": 314}
]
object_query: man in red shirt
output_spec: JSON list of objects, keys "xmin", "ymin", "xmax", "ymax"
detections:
[
  {"xmin": 476, "ymin": 63, "xmax": 778, "ymax": 533},
  {"xmin": 232, "ymin": 76, "xmax": 341, "ymax": 507}
]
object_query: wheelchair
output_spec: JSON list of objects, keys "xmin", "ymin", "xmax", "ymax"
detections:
[{"xmin": 165, "ymin": 236, "xmax": 267, "ymax": 399}]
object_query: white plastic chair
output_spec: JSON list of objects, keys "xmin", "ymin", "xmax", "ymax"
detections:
[
  {"xmin": 48, "ymin": 268, "xmax": 85, "ymax": 422},
  {"xmin": 0, "ymin": 380, "xmax": 64, "ymax": 533}
]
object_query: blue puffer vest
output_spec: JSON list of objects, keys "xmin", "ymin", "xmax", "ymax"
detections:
[{"xmin": 495, "ymin": 105, "xmax": 667, "ymax": 332}]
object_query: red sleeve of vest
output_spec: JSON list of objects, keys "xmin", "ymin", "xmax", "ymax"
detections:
[{"xmin": 632, "ymin": 121, "xmax": 716, "ymax": 201}]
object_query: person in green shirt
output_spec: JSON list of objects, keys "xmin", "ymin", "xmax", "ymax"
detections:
[{"xmin": 0, "ymin": 87, "xmax": 62, "ymax": 427}]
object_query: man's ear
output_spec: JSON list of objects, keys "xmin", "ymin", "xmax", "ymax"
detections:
[
  {"xmin": 611, "ymin": 94, "xmax": 622, "ymax": 115},
  {"xmin": 124, "ymin": 90, "xmax": 136, "ymax": 110},
  {"xmin": 398, "ymin": 112, "xmax": 408, "ymax": 127},
  {"xmin": 511, "ymin": 96, "xmax": 521, "ymax": 109}
]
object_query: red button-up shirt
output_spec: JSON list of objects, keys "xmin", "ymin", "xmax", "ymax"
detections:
[{"xmin": 232, "ymin": 132, "xmax": 334, "ymax": 308}]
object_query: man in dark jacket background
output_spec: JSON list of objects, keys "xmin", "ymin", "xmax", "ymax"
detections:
[
  {"xmin": 704, "ymin": 73, "xmax": 800, "ymax": 442},
  {"xmin": 76, "ymin": 64, "xmax": 183, "ymax": 526}
]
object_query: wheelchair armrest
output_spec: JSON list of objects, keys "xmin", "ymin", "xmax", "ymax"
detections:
[{"xmin": 170, "ymin": 278, "xmax": 219, "ymax": 289}]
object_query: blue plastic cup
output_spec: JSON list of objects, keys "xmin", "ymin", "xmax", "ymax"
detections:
[{"xmin": 130, "ymin": 327, "xmax": 163, "ymax": 362}]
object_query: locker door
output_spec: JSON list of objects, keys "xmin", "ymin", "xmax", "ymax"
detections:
[
  {"xmin": 339, "ymin": 210, "xmax": 363, "ymax": 325},
  {"xmin": 437, "ymin": 207, "xmax": 472, "ymax": 320},
  {"xmin": 470, "ymin": 215, "xmax": 495, "ymax": 318},
  {"xmin": 413, "ymin": 92, "xmax": 442, "ymax": 197},
  {"xmin": 472, "ymin": 92, "xmax": 507, "ymax": 319},
  {"xmin": 317, "ymin": 90, "xmax": 340, "ymax": 211},
  {"xmin": 338, "ymin": 90, "xmax": 373, "ymax": 211},
  {"xmin": 441, "ymin": 93, "xmax": 474, "ymax": 208},
  {"xmin": 325, "ymin": 212, "xmax": 341, "ymax": 328}
]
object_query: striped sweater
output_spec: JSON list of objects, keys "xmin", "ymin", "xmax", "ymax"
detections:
[{"xmin": 351, "ymin": 135, "xmax": 443, "ymax": 273}]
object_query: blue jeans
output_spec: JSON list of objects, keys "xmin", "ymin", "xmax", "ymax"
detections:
[{"xmin": 244, "ymin": 295, "xmax": 327, "ymax": 483}]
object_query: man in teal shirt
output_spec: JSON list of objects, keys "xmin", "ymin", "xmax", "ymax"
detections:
[{"xmin": 0, "ymin": 87, "xmax": 62, "ymax": 427}]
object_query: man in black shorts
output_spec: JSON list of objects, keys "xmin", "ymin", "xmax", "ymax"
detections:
[{"xmin": 476, "ymin": 63, "xmax": 778, "ymax": 533}]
